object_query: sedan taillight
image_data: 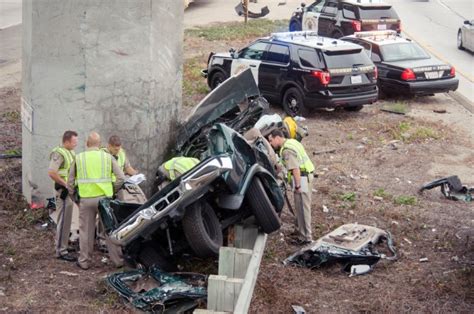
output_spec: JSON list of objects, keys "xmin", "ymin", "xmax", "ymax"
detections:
[
  {"xmin": 450, "ymin": 67, "xmax": 456, "ymax": 77},
  {"xmin": 312, "ymin": 70, "xmax": 331, "ymax": 85},
  {"xmin": 374, "ymin": 66, "xmax": 378, "ymax": 80},
  {"xmin": 401, "ymin": 68, "xmax": 416, "ymax": 81}
]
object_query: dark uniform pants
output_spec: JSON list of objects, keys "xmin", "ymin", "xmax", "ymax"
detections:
[
  {"xmin": 55, "ymin": 190, "xmax": 73, "ymax": 257},
  {"xmin": 293, "ymin": 173, "xmax": 314, "ymax": 242},
  {"xmin": 78, "ymin": 197, "xmax": 123, "ymax": 268}
]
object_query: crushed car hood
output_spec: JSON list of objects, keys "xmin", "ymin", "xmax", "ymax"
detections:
[{"xmin": 175, "ymin": 69, "xmax": 260, "ymax": 152}]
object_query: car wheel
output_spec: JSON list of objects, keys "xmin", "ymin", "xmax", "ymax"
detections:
[
  {"xmin": 210, "ymin": 71, "xmax": 227, "ymax": 90},
  {"xmin": 457, "ymin": 30, "xmax": 464, "ymax": 50},
  {"xmin": 344, "ymin": 105, "xmax": 363, "ymax": 112},
  {"xmin": 138, "ymin": 245, "xmax": 176, "ymax": 272},
  {"xmin": 331, "ymin": 29, "xmax": 344, "ymax": 39},
  {"xmin": 182, "ymin": 201, "xmax": 223, "ymax": 257},
  {"xmin": 282, "ymin": 87, "xmax": 307, "ymax": 117},
  {"xmin": 289, "ymin": 20, "xmax": 302, "ymax": 32},
  {"xmin": 247, "ymin": 177, "xmax": 281, "ymax": 234}
]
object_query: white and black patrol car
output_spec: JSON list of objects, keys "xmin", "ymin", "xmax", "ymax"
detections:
[
  {"xmin": 341, "ymin": 31, "xmax": 459, "ymax": 96},
  {"xmin": 289, "ymin": 0, "xmax": 400, "ymax": 38},
  {"xmin": 201, "ymin": 31, "xmax": 378, "ymax": 116}
]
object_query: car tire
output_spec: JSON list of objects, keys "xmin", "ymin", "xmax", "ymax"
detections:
[
  {"xmin": 289, "ymin": 20, "xmax": 302, "ymax": 32},
  {"xmin": 210, "ymin": 71, "xmax": 227, "ymax": 90},
  {"xmin": 247, "ymin": 177, "xmax": 281, "ymax": 234},
  {"xmin": 331, "ymin": 29, "xmax": 344, "ymax": 39},
  {"xmin": 457, "ymin": 30, "xmax": 464, "ymax": 50},
  {"xmin": 138, "ymin": 245, "xmax": 176, "ymax": 272},
  {"xmin": 344, "ymin": 105, "xmax": 363, "ymax": 112},
  {"xmin": 282, "ymin": 87, "xmax": 307, "ymax": 117},
  {"xmin": 182, "ymin": 201, "xmax": 223, "ymax": 258}
]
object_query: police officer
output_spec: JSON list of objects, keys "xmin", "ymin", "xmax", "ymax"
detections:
[
  {"xmin": 268, "ymin": 129, "xmax": 315, "ymax": 244},
  {"xmin": 102, "ymin": 135, "xmax": 137, "ymax": 176},
  {"xmin": 48, "ymin": 130, "xmax": 78, "ymax": 261},
  {"xmin": 68, "ymin": 132, "xmax": 125, "ymax": 270},
  {"xmin": 156, "ymin": 157, "xmax": 199, "ymax": 188}
]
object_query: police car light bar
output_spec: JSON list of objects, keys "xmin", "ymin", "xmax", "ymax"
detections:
[
  {"xmin": 271, "ymin": 31, "xmax": 320, "ymax": 40},
  {"xmin": 354, "ymin": 30, "xmax": 397, "ymax": 40}
]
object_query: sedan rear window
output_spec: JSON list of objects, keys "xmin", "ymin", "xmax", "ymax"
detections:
[
  {"xmin": 323, "ymin": 49, "xmax": 372, "ymax": 68},
  {"xmin": 380, "ymin": 43, "xmax": 430, "ymax": 62},
  {"xmin": 358, "ymin": 7, "xmax": 399, "ymax": 20}
]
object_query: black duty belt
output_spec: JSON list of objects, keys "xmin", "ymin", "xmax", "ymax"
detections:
[{"xmin": 300, "ymin": 171, "xmax": 313, "ymax": 177}]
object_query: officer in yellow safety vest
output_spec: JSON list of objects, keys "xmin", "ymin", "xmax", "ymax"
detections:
[
  {"xmin": 156, "ymin": 157, "xmax": 200, "ymax": 189},
  {"xmin": 48, "ymin": 130, "xmax": 78, "ymax": 262},
  {"xmin": 68, "ymin": 132, "xmax": 126, "ymax": 270},
  {"xmin": 102, "ymin": 135, "xmax": 137, "ymax": 177},
  {"xmin": 268, "ymin": 129, "xmax": 315, "ymax": 245}
]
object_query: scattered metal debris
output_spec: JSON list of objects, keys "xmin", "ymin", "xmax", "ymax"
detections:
[
  {"xmin": 419, "ymin": 175, "xmax": 473, "ymax": 202},
  {"xmin": 419, "ymin": 257, "xmax": 429, "ymax": 263},
  {"xmin": 433, "ymin": 109, "xmax": 446, "ymax": 113},
  {"xmin": 284, "ymin": 224, "xmax": 397, "ymax": 275},
  {"xmin": 235, "ymin": 2, "xmax": 270, "ymax": 18},
  {"xmin": 59, "ymin": 271, "xmax": 79, "ymax": 277},
  {"xmin": 107, "ymin": 267, "xmax": 207, "ymax": 313},
  {"xmin": 292, "ymin": 304, "xmax": 306, "ymax": 313}
]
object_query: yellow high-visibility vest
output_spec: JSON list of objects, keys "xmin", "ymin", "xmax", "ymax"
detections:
[
  {"xmin": 164, "ymin": 157, "xmax": 199, "ymax": 180},
  {"xmin": 76, "ymin": 150, "xmax": 113, "ymax": 198},
  {"xmin": 280, "ymin": 139, "xmax": 315, "ymax": 178},
  {"xmin": 102, "ymin": 147, "xmax": 127, "ymax": 181},
  {"xmin": 51, "ymin": 146, "xmax": 75, "ymax": 182}
]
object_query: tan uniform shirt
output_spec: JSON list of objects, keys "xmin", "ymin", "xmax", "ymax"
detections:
[
  {"xmin": 281, "ymin": 149, "xmax": 300, "ymax": 171},
  {"xmin": 67, "ymin": 148, "xmax": 126, "ymax": 195},
  {"xmin": 48, "ymin": 152, "xmax": 64, "ymax": 174}
]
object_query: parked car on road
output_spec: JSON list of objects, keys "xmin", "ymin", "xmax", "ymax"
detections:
[
  {"xmin": 342, "ymin": 31, "xmax": 459, "ymax": 96},
  {"xmin": 99, "ymin": 70, "xmax": 284, "ymax": 270},
  {"xmin": 289, "ymin": 0, "xmax": 401, "ymax": 38},
  {"xmin": 201, "ymin": 31, "xmax": 378, "ymax": 116},
  {"xmin": 458, "ymin": 20, "xmax": 474, "ymax": 52}
]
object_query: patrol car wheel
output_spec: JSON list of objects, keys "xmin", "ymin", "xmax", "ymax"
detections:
[
  {"xmin": 182, "ymin": 201, "xmax": 223, "ymax": 257},
  {"xmin": 247, "ymin": 177, "xmax": 281, "ymax": 234},
  {"xmin": 289, "ymin": 20, "xmax": 302, "ymax": 32},
  {"xmin": 457, "ymin": 30, "xmax": 464, "ymax": 50},
  {"xmin": 283, "ymin": 87, "xmax": 307, "ymax": 117},
  {"xmin": 210, "ymin": 71, "xmax": 227, "ymax": 90}
]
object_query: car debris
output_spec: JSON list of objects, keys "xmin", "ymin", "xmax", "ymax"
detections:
[
  {"xmin": 235, "ymin": 1, "xmax": 270, "ymax": 19},
  {"xmin": 284, "ymin": 224, "xmax": 397, "ymax": 275},
  {"xmin": 419, "ymin": 257, "xmax": 429, "ymax": 263},
  {"xmin": 292, "ymin": 304, "xmax": 306, "ymax": 314},
  {"xmin": 100, "ymin": 69, "xmax": 284, "ymax": 270},
  {"xmin": 419, "ymin": 175, "xmax": 473, "ymax": 202},
  {"xmin": 106, "ymin": 266, "xmax": 207, "ymax": 313}
]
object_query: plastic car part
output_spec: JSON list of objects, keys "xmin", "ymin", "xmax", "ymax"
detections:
[
  {"xmin": 284, "ymin": 224, "xmax": 397, "ymax": 272},
  {"xmin": 234, "ymin": 2, "xmax": 270, "ymax": 19},
  {"xmin": 106, "ymin": 266, "xmax": 207, "ymax": 313},
  {"xmin": 419, "ymin": 176, "xmax": 473, "ymax": 202}
]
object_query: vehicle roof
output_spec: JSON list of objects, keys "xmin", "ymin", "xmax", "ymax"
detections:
[
  {"xmin": 269, "ymin": 32, "xmax": 363, "ymax": 52},
  {"xmin": 341, "ymin": 0, "xmax": 391, "ymax": 7},
  {"xmin": 344, "ymin": 31, "xmax": 412, "ymax": 46}
]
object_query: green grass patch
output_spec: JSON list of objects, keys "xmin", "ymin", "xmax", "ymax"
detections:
[
  {"xmin": 394, "ymin": 195, "xmax": 417, "ymax": 206},
  {"xmin": 389, "ymin": 121, "xmax": 440, "ymax": 143},
  {"xmin": 183, "ymin": 56, "xmax": 209, "ymax": 106},
  {"xmin": 373, "ymin": 188, "xmax": 391, "ymax": 199},
  {"xmin": 381, "ymin": 101, "xmax": 409, "ymax": 114},
  {"xmin": 340, "ymin": 192, "xmax": 356, "ymax": 202},
  {"xmin": 185, "ymin": 19, "xmax": 289, "ymax": 41}
]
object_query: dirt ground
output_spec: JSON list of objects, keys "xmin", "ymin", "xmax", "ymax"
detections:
[{"xmin": 1, "ymin": 28, "xmax": 473, "ymax": 312}]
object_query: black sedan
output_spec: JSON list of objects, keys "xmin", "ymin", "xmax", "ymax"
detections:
[{"xmin": 342, "ymin": 31, "xmax": 459, "ymax": 96}]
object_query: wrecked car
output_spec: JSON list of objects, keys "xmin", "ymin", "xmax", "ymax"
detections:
[
  {"xmin": 107, "ymin": 266, "xmax": 207, "ymax": 312},
  {"xmin": 284, "ymin": 224, "xmax": 397, "ymax": 275},
  {"xmin": 99, "ymin": 70, "xmax": 284, "ymax": 270}
]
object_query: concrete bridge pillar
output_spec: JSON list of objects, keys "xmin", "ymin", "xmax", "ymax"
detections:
[{"xmin": 22, "ymin": 0, "xmax": 183, "ymax": 202}]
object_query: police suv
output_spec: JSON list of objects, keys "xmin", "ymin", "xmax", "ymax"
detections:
[
  {"xmin": 201, "ymin": 31, "xmax": 378, "ymax": 116},
  {"xmin": 341, "ymin": 31, "xmax": 459, "ymax": 96},
  {"xmin": 289, "ymin": 0, "xmax": 400, "ymax": 38}
]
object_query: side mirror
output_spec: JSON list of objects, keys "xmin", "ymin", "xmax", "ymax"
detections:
[
  {"xmin": 229, "ymin": 48, "xmax": 238, "ymax": 59},
  {"xmin": 464, "ymin": 20, "xmax": 470, "ymax": 25}
]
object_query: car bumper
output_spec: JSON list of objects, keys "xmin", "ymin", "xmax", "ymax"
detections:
[
  {"xmin": 381, "ymin": 77, "xmax": 459, "ymax": 95},
  {"xmin": 304, "ymin": 88, "xmax": 378, "ymax": 108}
]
